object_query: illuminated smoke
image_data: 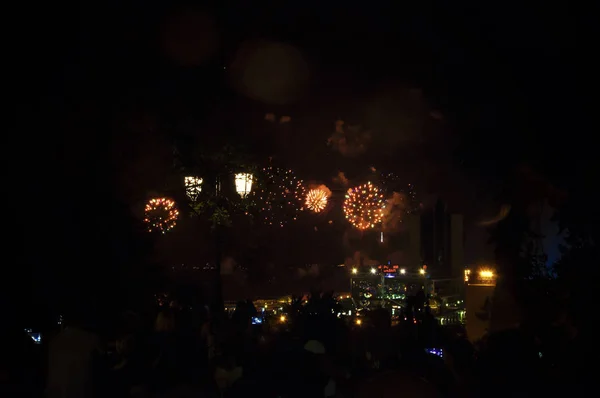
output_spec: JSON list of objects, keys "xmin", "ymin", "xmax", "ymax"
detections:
[
  {"xmin": 381, "ymin": 192, "xmax": 406, "ymax": 232},
  {"xmin": 327, "ymin": 120, "xmax": 371, "ymax": 157},
  {"xmin": 333, "ymin": 171, "xmax": 349, "ymax": 186}
]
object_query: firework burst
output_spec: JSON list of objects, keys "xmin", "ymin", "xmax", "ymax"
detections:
[
  {"xmin": 305, "ymin": 188, "xmax": 329, "ymax": 213},
  {"xmin": 343, "ymin": 182, "xmax": 386, "ymax": 230},
  {"xmin": 144, "ymin": 197, "xmax": 179, "ymax": 233},
  {"xmin": 251, "ymin": 166, "xmax": 306, "ymax": 227}
]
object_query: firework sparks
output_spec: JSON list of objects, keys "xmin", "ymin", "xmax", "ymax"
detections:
[
  {"xmin": 343, "ymin": 182, "xmax": 386, "ymax": 230},
  {"xmin": 144, "ymin": 197, "xmax": 179, "ymax": 233},
  {"xmin": 305, "ymin": 188, "xmax": 328, "ymax": 213},
  {"xmin": 251, "ymin": 166, "xmax": 306, "ymax": 227}
]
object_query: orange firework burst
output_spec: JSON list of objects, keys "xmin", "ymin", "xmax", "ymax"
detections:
[
  {"xmin": 144, "ymin": 198, "xmax": 179, "ymax": 233},
  {"xmin": 305, "ymin": 188, "xmax": 328, "ymax": 212},
  {"xmin": 343, "ymin": 182, "xmax": 386, "ymax": 230}
]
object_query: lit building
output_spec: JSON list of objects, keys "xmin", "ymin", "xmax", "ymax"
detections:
[
  {"xmin": 350, "ymin": 265, "xmax": 432, "ymax": 308},
  {"xmin": 465, "ymin": 268, "xmax": 496, "ymax": 343}
]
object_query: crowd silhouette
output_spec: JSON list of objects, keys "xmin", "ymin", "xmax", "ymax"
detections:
[{"xmin": 0, "ymin": 288, "xmax": 590, "ymax": 397}]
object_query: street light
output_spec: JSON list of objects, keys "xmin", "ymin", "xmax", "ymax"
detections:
[
  {"xmin": 370, "ymin": 268, "xmax": 376, "ymax": 274},
  {"xmin": 351, "ymin": 268, "xmax": 358, "ymax": 274},
  {"xmin": 234, "ymin": 173, "xmax": 253, "ymax": 197},
  {"xmin": 184, "ymin": 176, "xmax": 203, "ymax": 201},
  {"xmin": 479, "ymin": 270, "xmax": 494, "ymax": 279},
  {"xmin": 419, "ymin": 269, "xmax": 425, "ymax": 275},
  {"xmin": 400, "ymin": 268, "xmax": 406, "ymax": 274}
]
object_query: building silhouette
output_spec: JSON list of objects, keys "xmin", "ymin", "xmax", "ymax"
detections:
[{"xmin": 420, "ymin": 198, "xmax": 465, "ymax": 278}]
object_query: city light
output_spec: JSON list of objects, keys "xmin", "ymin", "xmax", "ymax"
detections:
[
  {"xmin": 279, "ymin": 315, "xmax": 286, "ymax": 323},
  {"xmin": 479, "ymin": 269, "xmax": 494, "ymax": 279},
  {"xmin": 370, "ymin": 268, "xmax": 376, "ymax": 274},
  {"xmin": 234, "ymin": 173, "xmax": 253, "ymax": 197},
  {"xmin": 419, "ymin": 269, "xmax": 425, "ymax": 275},
  {"xmin": 356, "ymin": 319, "xmax": 362, "ymax": 326},
  {"xmin": 351, "ymin": 268, "xmax": 358, "ymax": 274},
  {"xmin": 464, "ymin": 269, "xmax": 471, "ymax": 282},
  {"xmin": 400, "ymin": 268, "xmax": 406, "ymax": 274}
]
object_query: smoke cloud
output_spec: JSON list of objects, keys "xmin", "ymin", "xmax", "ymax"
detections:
[
  {"xmin": 220, "ymin": 256, "xmax": 236, "ymax": 275},
  {"xmin": 382, "ymin": 192, "xmax": 406, "ymax": 232},
  {"xmin": 327, "ymin": 120, "xmax": 371, "ymax": 157},
  {"xmin": 297, "ymin": 264, "xmax": 320, "ymax": 278},
  {"xmin": 308, "ymin": 183, "xmax": 332, "ymax": 198},
  {"xmin": 344, "ymin": 251, "xmax": 380, "ymax": 267},
  {"xmin": 333, "ymin": 171, "xmax": 349, "ymax": 186}
]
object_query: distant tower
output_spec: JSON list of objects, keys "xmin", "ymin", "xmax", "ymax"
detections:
[
  {"xmin": 405, "ymin": 214, "xmax": 421, "ymax": 267},
  {"xmin": 421, "ymin": 199, "xmax": 447, "ymax": 275},
  {"xmin": 529, "ymin": 200, "xmax": 549, "ymax": 275},
  {"xmin": 421, "ymin": 198, "xmax": 465, "ymax": 278},
  {"xmin": 450, "ymin": 214, "xmax": 465, "ymax": 279}
]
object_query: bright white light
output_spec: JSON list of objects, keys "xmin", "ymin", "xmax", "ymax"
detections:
[
  {"xmin": 479, "ymin": 270, "xmax": 494, "ymax": 279},
  {"xmin": 235, "ymin": 173, "xmax": 253, "ymax": 197},
  {"xmin": 380, "ymin": 231, "xmax": 384, "ymax": 243},
  {"xmin": 351, "ymin": 268, "xmax": 358, "ymax": 274},
  {"xmin": 419, "ymin": 269, "xmax": 425, "ymax": 275},
  {"xmin": 400, "ymin": 268, "xmax": 406, "ymax": 274},
  {"xmin": 184, "ymin": 176, "xmax": 203, "ymax": 201},
  {"xmin": 370, "ymin": 268, "xmax": 376, "ymax": 274}
]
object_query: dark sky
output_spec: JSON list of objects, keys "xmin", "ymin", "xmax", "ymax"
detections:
[{"xmin": 8, "ymin": 1, "xmax": 590, "ymax": 311}]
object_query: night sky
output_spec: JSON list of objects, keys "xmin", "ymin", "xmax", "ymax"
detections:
[{"xmin": 8, "ymin": 1, "xmax": 588, "ymax": 315}]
